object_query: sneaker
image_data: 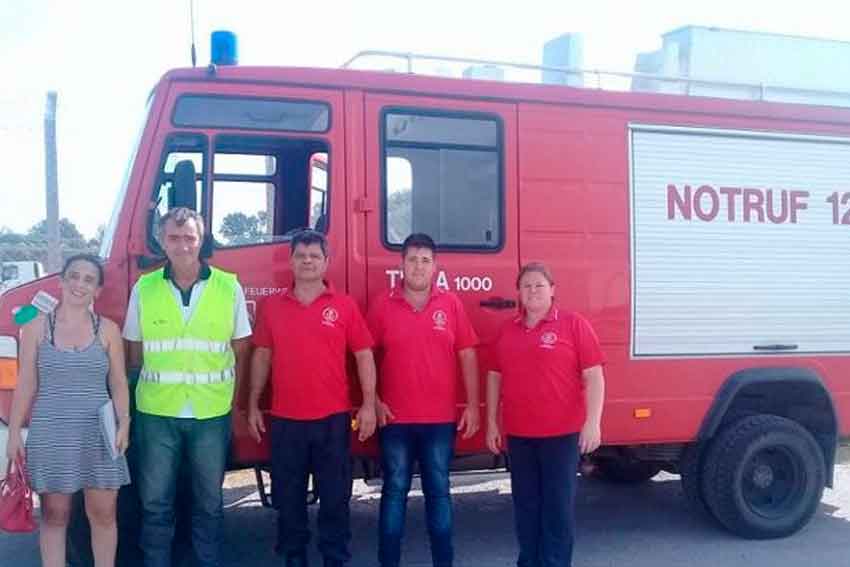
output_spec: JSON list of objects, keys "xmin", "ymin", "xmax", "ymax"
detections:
[{"xmin": 286, "ymin": 552, "xmax": 309, "ymax": 567}]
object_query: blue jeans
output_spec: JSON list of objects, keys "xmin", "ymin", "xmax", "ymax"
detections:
[
  {"xmin": 379, "ymin": 423, "xmax": 456, "ymax": 567},
  {"xmin": 135, "ymin": 412, "xmax": 231, "ymax": 567},
  {"xmin": 507, "ymin": 433, "xmax": 580, "ymax": 567}
]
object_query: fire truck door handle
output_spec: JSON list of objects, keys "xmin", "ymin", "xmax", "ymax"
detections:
[
  {"xmin": 479, "ymin": 297, "xmax": 517, "ymax": 309},
  {"xmin": 752, "ymin": 344, "xmax": 799, "ymax": 351}
]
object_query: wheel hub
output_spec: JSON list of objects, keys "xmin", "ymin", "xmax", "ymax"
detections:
[
  {"xmin": 751, "ymin": 463, "xmax": 775, "ymax": 489},
  {"xmin": 742, "ymin": 446, "xmax": 804, "ymax": 520}
]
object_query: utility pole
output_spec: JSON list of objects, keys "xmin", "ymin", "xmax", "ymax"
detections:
[{"xmin": 44, "ymin": 91, "xmax": 60, "ymax": 273}]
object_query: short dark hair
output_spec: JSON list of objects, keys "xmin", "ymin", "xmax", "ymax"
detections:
[
  {"xmin": 516, "ymin": 262, "xmax": 554, "ymax": 289},
  {"xmin": 61, "ymin": 254, "xmax": 105, "ymax": 286},
  {"xmin": 291, "ymin": 229, "xmax": 328, "ymax": 257},
  {"xmin": 159, "ymin": 207, "xmax": 205, "ymax": 242},
  {"xmin": 401, "ymin": 233, "xmax": 436, "ymax": 258}
]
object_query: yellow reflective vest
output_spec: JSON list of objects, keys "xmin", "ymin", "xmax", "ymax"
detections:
[{"xmin": 136, "ymin": 266, "xmax": 237, "ymax": 419}]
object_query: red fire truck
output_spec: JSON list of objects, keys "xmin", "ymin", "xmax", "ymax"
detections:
[{"xmin": 1, "ymin": 38, "xmax": 848, "ymax": 558}]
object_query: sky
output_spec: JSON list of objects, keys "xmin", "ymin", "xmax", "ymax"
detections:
[{"xmin": 2, "ymin": 0, "xmax": 850, "ymax": 238}]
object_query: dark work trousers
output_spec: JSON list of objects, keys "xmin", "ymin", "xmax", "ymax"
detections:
[
  {"xmin": 270, "ymin": 412, "xmax": 353, "ymax": 563},
  {"xmin": 507, "ymin": 432, "xmax": 580, "ymax": 567}
]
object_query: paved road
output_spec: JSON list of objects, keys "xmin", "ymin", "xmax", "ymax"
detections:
[{"xmin": 3, "ymin": 466, "xmax": 850, "ymax": 566}]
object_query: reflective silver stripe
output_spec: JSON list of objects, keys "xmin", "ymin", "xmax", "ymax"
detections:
[
  {"xmin": 139, "ymin": 368, "xmax": 235, "ymax": 385},
  {"xmin": 143, "ymin": 338, "xmax": 231, "ymax": 354}
]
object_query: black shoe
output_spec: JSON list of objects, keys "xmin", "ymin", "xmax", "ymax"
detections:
[
  {"xmin": 323, "ymin": 558, "xmax": 345, "ymax": 567},
  {"xmin": 285, "ymin": 552, "xmax": 309, "ymax": 567}
]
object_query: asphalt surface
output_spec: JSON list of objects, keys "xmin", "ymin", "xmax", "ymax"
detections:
[{"xmin": 2, "ymin": 465, "xmax": 850, "ymax": 566}]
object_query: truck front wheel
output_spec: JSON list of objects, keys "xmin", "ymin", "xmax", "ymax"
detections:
[{"xmin": 700, "ymin": 414, "xmax": 825, "ymax": 539}]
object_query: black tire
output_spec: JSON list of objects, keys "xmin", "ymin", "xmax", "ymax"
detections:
[
  {"xmin": 592, "ymin": 457, "xmax": 663, "ymax": 483},
  {"xmin": 701, "ymin": 414, "xmax": 825, "ymax": 539},
  {"xmin": 679, "ymin": 443, "xmax": 711, "ymax": 516}
]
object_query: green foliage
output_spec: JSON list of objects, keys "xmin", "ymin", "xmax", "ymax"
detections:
[
  {"xmin": 0, "ymin": 219, "xmax": 99, "ymax": 264},
  {"xmin": 218, "ymin": 211, "xmax": 269, "ymax": 245}
]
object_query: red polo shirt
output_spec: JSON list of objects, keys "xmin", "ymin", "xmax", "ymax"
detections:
[
  {"xmin": 252, "ymin": 284, "xmax": 374, "ymax": 420},
  {"xmin": 367, "ymin": 288, "xmax": 478, "ymax": 423},
  {"xmin": 492, "ymin": 307, "xmax": 605, "ymax": 437}
]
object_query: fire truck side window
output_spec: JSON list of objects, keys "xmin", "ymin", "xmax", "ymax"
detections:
[
  {"xmin": 210, "ymin": 136, "xmax": 330, "ymax": 249},
  {"xmin": 149, "ymin": 135, "xmax": 330, "ymax": 253},
  {"xmin": 211, "ymin": 153, "xmax": 277, "ymax": 247},
  {"xmin": 382, "ymin": 110, "xmax": 502, "ymax": 249},
  {"xmin": 309, "ymin": 153, "xmax": 328, "ymax": 232}
]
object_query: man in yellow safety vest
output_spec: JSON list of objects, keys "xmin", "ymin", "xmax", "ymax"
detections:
[{"xmin": 123, "ymin": 207, "xmax": 251, "ymax": 567}]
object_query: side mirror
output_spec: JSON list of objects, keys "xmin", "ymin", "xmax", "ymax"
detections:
[{"xmin": 171, "ymin": 160, "xmax": 198, "ymax": 210}]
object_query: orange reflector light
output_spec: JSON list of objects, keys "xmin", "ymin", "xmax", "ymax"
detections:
[
  {"xmin": 0, "ymin": 358, "xmax": 17, "ymax": 390},
  {"xmin": 634, "ymin": 408, "xmax": 652, "ymax": 419}
]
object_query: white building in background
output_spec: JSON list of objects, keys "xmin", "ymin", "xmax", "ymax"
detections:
[
  {"xmin": 633, "ymin": 26, "xmax": 850, "ymax": 106},
  {"xmin": 346, "ymin": 26, "xmax": 850, "ymax": 107},
  {"xmin": 0, "ymin": 261, "xmax": 44, "ymax": 294}
]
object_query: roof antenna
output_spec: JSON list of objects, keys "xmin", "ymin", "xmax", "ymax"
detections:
[{"xmin": 189, "ymin": 0, "xmax": 197, "ymax": 67}]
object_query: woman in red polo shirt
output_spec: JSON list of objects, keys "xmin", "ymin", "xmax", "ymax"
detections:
[{"xmin": 486, "ymin": 262, "xmax": 605, "ymax": 567}]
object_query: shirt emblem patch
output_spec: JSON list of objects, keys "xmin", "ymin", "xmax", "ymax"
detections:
[
  {"xmin": 322, "ymin": 307, "xmax": 339, "ymax": 327},
  {"xmin": 540, "ymin": 331, "xmax": 558, "ymax": 349},
  {"xmin": 432, "ymin": 309, "xmax": 448, "ymax": 331}
]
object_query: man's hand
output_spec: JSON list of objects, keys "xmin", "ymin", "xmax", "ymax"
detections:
[
  {"xmin": 247, "ymin": 405, "xmax": 266, "ymax": 443},
  {"xmin": 355, "ymin": 403, "xmax": 377, "ymax": 442},
  {"xmin": 579, "ymin": 419, "xmax": 602, "ymax": 454},
  {"xmin": 457, "ymin": 405, "xmax": 480, "ymax": 439},
  {"xmin": 116, "ymin": 423, "xmax": 130, "ymax": 455},
  {"xmin": 486, "ymin": 421, "xmax": 502, "ymax": 455},
  {"xmin": 376, "ymin": 399, "xmax": 395, "ymax": 428}
]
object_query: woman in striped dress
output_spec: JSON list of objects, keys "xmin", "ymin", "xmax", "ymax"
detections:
[{"xmin": 6, "ymin": 254, "xmax": 130, "ymax": 567}]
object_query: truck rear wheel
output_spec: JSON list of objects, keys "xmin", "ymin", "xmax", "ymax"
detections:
[
  {"xmin": 592, "ymin": 457, "xmax": 662, "ymax": 483},
  {"xmin": 700, "ymin": 414, "xmax": 825, "ymax": 539}
]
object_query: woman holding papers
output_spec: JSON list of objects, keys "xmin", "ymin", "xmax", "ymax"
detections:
[{"xmin": 6, "ymin": 254, "xmax": 130, "ymax": 567}]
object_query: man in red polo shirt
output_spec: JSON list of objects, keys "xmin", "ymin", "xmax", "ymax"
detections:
[
  {"xmin": 367, "ymin": 233, "xmax": 479, "ymax": 567},
  {"xmin": 247, "ymin": 230, "xmax": 377, "ymax": 567}
]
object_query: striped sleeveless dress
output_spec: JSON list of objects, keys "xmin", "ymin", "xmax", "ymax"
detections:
[{"xmin": 25, "ymin": 312, "xmax": 130, "ymax": 493}]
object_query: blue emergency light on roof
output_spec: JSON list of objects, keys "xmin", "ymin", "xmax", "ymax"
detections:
[{"xmin": 211, "ymin": 31, "xmax": 238, "ymax": 66}]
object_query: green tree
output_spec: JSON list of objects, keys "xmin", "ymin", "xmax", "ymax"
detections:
[
  {"xmin": 87, "ymin": 224, "xmax": 106, "ymax": 250},
  {"xmin": 219, "ymin": 212, "xmax": 266, "ymax": 245},
  {"xmin": 0, "ymin": 227, "xmax": 34, "ymax": 261},
  {"xmin": 0, "ymin": 220, "xmax": 101, "ymax": 278},
  {"xmin": 27, "ymin": 218, "xmax": 88, "ymax": 250}
]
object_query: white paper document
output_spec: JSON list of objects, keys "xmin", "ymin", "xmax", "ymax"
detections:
[{"xmin": 98, "ymin": 400, "xmax": 120, "ymax": 460}]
